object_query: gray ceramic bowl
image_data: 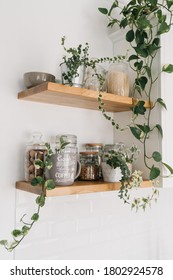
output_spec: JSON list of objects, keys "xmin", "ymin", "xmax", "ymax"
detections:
[{"xmin": 23, "ymin": 72, "xmax": 55, "ymax": 88}]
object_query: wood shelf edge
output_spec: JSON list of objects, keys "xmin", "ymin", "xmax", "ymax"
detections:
[
  {"xmin": 18, "ymin": 82, "xmax": 152, "ymax": 112},
  {"xmin": 16, "ymin": 180, "xmax": 153, "ymax": 197}
]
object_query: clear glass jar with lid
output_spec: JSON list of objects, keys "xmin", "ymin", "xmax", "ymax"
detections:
[
  {"xmin": 85, "ymin": 143, "xmax": 103, "ymax": 178},
  {"xmin": 48, "ymin": 134, "xmax": 81, "ymax": 186},
  {"xmin": 107, "ymin": 62, "xmax": 129, "ymax": 96},
  {"xmin": 79, "ymin": 152, "xmax": 99, "ymax": 181},
  {"xmin": 25, "ymin": 132, "xmax": 47, "ymax": 182}
]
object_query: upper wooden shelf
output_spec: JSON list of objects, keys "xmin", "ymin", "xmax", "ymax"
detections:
[
  {"xmin": 18, "ymin": 82, "xmax": 151, "ymax": 113},
  {"xmin": 16, "ymin": 180, "xmax": 152, "ymax": 197}
]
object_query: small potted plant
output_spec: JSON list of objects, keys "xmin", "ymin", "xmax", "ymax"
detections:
[
  {"xmin": 60, "ymin": 36, "xmax": 90, "ymax": 87},
  {"xmin": 101, "ymin": 149, "xmax": 129, "ymax": 183},
  {"xmin": 101, "ymin": 144, "xmax": 140, "ymax": 183}
]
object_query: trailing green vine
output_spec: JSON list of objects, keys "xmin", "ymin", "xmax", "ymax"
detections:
[
  {"xmin": 97, "ymin": 0, "xmax": 173, "ymax": 209},
  {"xmin": 98, "ymin": 0, "xmax": 173, "ymax": 176},
  {"xmin": 0, "ymin": 143, "xmax": 55, "ymax": 252}
]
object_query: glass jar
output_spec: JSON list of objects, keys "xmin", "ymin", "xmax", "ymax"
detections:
[
  {"xmin": 48, "ymin": 134, "xmax": 80, "ymax": 186},
  {"xmin": 107, "ymin": 62, "xmax": 129, "ymax": 96},
  {"xmin": 85, "ymin": 62, "xmax": 107, "ymax": 91},
  {"xmin": 25, "ymin": 132, "xmax": 47, "ymax": 182},
  {"xmin": 104, "ymin": 142, "xmax": 125, "ymax": 154},
  {"xmin": 85, "ymin": 143, "xmax": 103, "ymax": 178},
  {"xmin": 79, "ymin": 152, "xmax": 99, "ymax": 181}
]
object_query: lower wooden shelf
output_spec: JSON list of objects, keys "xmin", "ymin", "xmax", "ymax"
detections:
[{"xmin": 16, "ymin": 180, "xmax": 153, "ymax": 197}]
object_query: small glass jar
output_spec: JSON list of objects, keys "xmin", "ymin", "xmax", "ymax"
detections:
[
  {"xmin": 25, "ymin": 132, "xmax": 47, "ymax": 182},
  {"xmin": 85, "ymin": 62, "xmax": 107, "ymax": 91},
  {"xmin": 107, "ymin": 62, "xmax": 129, "ymax": 96},
  {"xmin": 85, "ymin": 143, "xmax": 103, "ymax": 178},
  {"xmin": 49, "ymin": 134, "xmax": 80, "ymax": 186},
  {"xmin": 79, "ymin": 152, "xmax": 99, "ymax": 181}
]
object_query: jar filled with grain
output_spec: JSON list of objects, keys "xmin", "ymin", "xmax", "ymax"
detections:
[
  {"xmin": 79, "ymin": 152, "xmax": 99, "ymax": 181},
  {"xmin": 25, "ymin": 132, "xmax": 47, "ymax": 182},
  {"xmin": 107, "ymin": 62, "xmax": 129, "ymax": 96}
]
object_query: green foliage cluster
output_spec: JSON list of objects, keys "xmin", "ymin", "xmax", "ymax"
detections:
[
  {"xmin": 0, "ymin": 143, "xmax": 56, "ymax": 252},
  {"xmin": 61, "ymin": 36, "xmax": 90, "ymax": 86},
  {"xmin": 98, "ymin": 0, "xmax": 173, "ymax": 180}
]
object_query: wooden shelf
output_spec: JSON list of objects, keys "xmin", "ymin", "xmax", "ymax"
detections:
[
  {"xmin": 18, "ymin": 82, "xmax": 151, "ymax": 113},
  {"xmin": 16, "ymin": 180, "xmax": 153, "ymax": 197}
]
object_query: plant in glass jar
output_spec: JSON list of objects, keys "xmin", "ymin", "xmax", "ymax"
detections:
[{"xmin": 97, "ymin": 0, "xmax": 173, "ymax": 209}]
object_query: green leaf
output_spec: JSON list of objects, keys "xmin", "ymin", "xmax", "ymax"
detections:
[
  {"xmin": 134, "ymin": 47, "xmax": 148, "ymax": 58},
  {"xmin": 157, "ymin": 22, "xmax": 170, "ymax": 35},
  {"xmin": 12, "ymin": 229, "xmax": 22, "ymax": 237},
  {"xmin": 120, "ymin": 18, "xmax": 128, "ymax": 28},
  {"xmin": 156, "ymin": 124, "xmax": 163, "ymax": 137},
  {"xmin": 162, "ymin": 162, "xmax": 173, "ymax": 174},
  {"xmin": 149, "ymin": 166, "xmax": 160, "ymax": 180},
  {"xmin": 135, "ymin": 76, "xmax": 148, "ymax": 90},
  {"xmin": 31, "ymin": 177, "xmax": 39, "ymax": 186},
  {"xmin": 126, "ymin": 30, "xmax": 134, "ymax": 42},
  {"xmin": 22, "ymin": 226, "xmax": 30, "ymax": 236},
  {"xmin": 132, "ymin": 100, "xmax": 146, "ymax": 116},
  {"xmin": 137, "ymin": 15, "xmax": 151, "ymax": 29},
  {"xmin": 152, "ymin": 151, "xmax": 162, "ymax": 162},
  {"xmin": 134, "ymin": 61, "xmax": 143, "ymax": 71},
  {"xmin": 45, "ymin": 179, "xmax": 55, "ymax": 190},
  {"xmin": 150, "ymin": 0, "xmax": 157, "ymax": 6},
  {"xmin": 36, "ymin": 195, "xmax": 45, "ymax": 207},
  {"xmin": 34, "ymin": 159, "xmax": 44, "ymax": 169},
  {"xmin": 136, "ymin": 124, "xmax": 150, "ymax": 134},
  {"xmin": 0, "ymin": 240, "xmax": 8, "ymax": 246},
  {"xmin": 31, "ymin": 213, "xmax": 39, "ymax": 221},
  {"xmin": 45, "ymin": 158, "xmax": 53, "ymax": 170},
  {"xmin": 162, "ymin": 64, "xmax": 173, "ymax": 73},
  {"xmin": 153, "ymin": 37, "xmax": 160, "ymax": 46},
  {"xmin": 128, "ymin": 55, "xmax": 139, "ymax": 61},
  {"xmin": 31, "ymin": 176, "xmax": 44, "ymax": 186},
  {"xmin": 98, "ymin": 8, "xmax": 108, "ymax": 15},
  {"xmin": 130, "ymin": 127, "xmax": 141, "ymax": 140},
  {"xmin": 167, "ymin": 0, "xmax": 173, "ymax": 9},
  {"xmin": 143, "ymin": 66, "xmax": 151, "ymax": 78},
  {"xmin": 157, "ymin": 98, "xmax": 167, "ymax": 109}
]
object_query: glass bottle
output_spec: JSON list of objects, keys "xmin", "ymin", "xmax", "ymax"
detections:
[
  {"xmin": 79, "ymin": 151, "xmax": 99, "ymax": 181},
  {"xmin": 25, "ymin": 132, "xmax": 47, "ymax": 182},
  {"xmin": 107, "ymin": 62, "xmax": 129, "ymax": 96}
]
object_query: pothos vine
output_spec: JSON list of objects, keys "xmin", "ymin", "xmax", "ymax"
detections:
[
  {"xmin": 97, "ymin": 0, "xmax": 173, "ymax": 209},
  {"xmin": 0, "ymin": 138, "xmax": 70, "ymax": 252}
]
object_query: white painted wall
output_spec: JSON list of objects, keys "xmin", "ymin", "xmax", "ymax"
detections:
[{"xmin": 0, "ymin": 0, "xmax": 173, "ymax": 260}]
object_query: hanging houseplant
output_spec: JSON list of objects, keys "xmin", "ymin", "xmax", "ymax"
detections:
[{"xmin": 97, "ymin": 0, "xmax": 173, "ymax": 209}]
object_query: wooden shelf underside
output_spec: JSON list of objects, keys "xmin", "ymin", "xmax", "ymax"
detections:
[
  {"xmin": 16, "ymin": 180, "xmax": 153, "ymax": 197},
  {"xmin": 18, "ymin": 82, "xmax": 151, "ymax": 113}
]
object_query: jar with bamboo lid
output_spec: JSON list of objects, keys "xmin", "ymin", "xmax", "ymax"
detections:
[{"xmin": 79, "ymin": 151, "xmax": 100, "ymax": 181}]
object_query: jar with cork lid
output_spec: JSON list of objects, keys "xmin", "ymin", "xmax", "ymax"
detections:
[
  {"xmin": 107, "ymin": 62, "xmax": 129, "ymax": 96},
  {"xmin": 25, "ymin": 132, "xmax": 47, "ymax": 182}
]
